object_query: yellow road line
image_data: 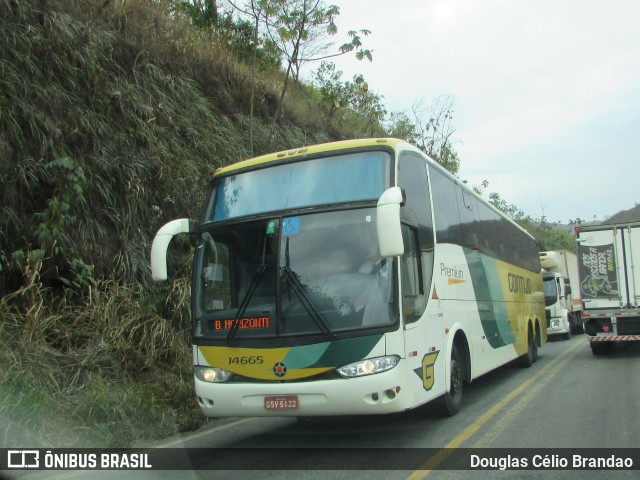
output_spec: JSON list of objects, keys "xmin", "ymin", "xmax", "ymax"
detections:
[
  {"xmin": 406, "ymin": 339, "xmax": 584, "ymax": 479},
  {"xmin": 472, "ymin": 343, "xmax": 575, "ymax": 448}
]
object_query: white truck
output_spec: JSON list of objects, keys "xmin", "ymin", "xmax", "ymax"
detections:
[
  {"xmin": 539, "ymin": 250, "xmax": 583, "ymax": 340},
  {"xmin": 575, "ymin": 222, "xmax": 640, "ymax": 355}
]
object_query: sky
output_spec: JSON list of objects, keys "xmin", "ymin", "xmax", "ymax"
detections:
[{"xmin": 317, "ymin": 0, "xmax": 640, "ymax": 223}]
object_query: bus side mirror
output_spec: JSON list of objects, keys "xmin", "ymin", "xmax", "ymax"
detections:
[
  {"xmin": 150, "ymin": 218, "xmax": 193, "ymax": 281},
  {"xmin": 376, "ymin": 187, "xmax": 405, "ymax": 258}
]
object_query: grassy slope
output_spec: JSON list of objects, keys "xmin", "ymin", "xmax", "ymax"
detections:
[{"xmin": 0, "ymin": 0, "xmax": 358, "ymax": 447}]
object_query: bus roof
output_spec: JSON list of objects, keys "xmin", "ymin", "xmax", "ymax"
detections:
[
  {"xmin": 210, "ymin": 137, "xmax": 536, "ymax": 241},
  {"xmin": 212, "ymin": 138, "xmax": 405, "ymax": 178}
]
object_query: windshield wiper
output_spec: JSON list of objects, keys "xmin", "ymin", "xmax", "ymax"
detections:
[
  {"xmin": 227, "ymin": 230, "xmax": 270, "ymax": 343},
  {"xmin": 281, "ymin": 237, "xmax": 333, "ymax": 338},
  {"xmin": 226, "ymin": 264, "xmax": 266, "ymax": 343},
  {"xmin": 281, "ymin": 266, "xmax": 333, "ymax": 338}
]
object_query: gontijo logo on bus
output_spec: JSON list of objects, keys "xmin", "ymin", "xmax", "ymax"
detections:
[
  {"xmin": 198, "ymin": 335, "xmax": 384, "ymax": 380},
  {"xmin": 507, "ymin": 273, "xmax": 532, "ymax": 294}
]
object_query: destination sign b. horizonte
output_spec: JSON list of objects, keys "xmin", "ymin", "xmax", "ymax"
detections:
[
  {"xmin": 2, "ymin": 448, "xmax": 639, "ymax": 471},
  {"xmin": 213, "ymin": 317, "xmax": 271, "ymax": 331}
]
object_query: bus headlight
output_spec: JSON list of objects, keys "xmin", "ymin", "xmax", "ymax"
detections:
[
  {"xmin": 195, "ymin": 366, "xmax": 232, "ymax": 383},
  {"xmin": 337, "ymin": 355, "xmax": 400, "ymax": 378}
]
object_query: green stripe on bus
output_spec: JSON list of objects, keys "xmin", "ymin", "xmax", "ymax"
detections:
[
  {"xmin": 465, "ymin": 249, "xmax": 514, "ymax": 348},
  {"xmin": 283, "ymin": 335, "xmax": 384, "ymax": 369}
]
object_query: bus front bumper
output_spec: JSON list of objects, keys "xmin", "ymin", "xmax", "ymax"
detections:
[{"xmin": 194, "ymin": 367, "xmax": 411, "ymax": 417}]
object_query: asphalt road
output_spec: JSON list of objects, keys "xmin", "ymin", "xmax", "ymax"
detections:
[{"xmin": 11, "ymin": 335, "xmax": 640, "ymax": 480}]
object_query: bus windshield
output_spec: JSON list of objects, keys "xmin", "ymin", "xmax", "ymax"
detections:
[
  {"xmin": 194, "ymin": 208, "xmax": 397, "ymax": 340},
  {"xmin": 210, "ymin": 150, "xmax": 391, "ymax": 221}
]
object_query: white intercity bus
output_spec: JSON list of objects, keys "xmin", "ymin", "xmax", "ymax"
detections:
[{"xmin": 151, "ymin": 138, "xmax": 546, "ymax": 417}]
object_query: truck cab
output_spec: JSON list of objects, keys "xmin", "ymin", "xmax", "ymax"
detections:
[
  {"xmin": 540, "ymin": 250, "xmax": 583, "ymax": 340},
  {"xmin": 542, "ymin": 271, "xmax": 572, "ymax": 339}
]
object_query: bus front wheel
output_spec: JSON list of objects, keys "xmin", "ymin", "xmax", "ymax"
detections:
[{"xmin": 437, "ymin": 345, "xmax": 464, "ymax": 417}]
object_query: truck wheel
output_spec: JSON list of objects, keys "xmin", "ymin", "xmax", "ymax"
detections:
[
  {"xmin": 437, "ymin": 345, "xmax": 464, "ymax": 417},
  {"xmin": 590, "ymin": 342, "xmax": 604, "ymax": 355},
  {"xmin": 590, "ymin": 342, "xmax": 612, "ymax": 355},
  {"xmin": 569, "ymin": 313, "xmax": 584, "ymax": 335}
]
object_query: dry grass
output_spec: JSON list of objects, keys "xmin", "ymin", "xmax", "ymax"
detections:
[{"xmin": 0, "ymin": 252, "xmax": 196, "ymax": 446}]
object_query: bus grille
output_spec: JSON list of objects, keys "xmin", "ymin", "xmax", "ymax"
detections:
[{"xmin": 228, "ymin": 370, "xmax": 343, "ymax": 383}]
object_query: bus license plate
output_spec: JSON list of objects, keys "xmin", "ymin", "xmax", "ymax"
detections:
[{"xmin": 264, "ymin": 395, "xmax": 298, "ymax": 410}]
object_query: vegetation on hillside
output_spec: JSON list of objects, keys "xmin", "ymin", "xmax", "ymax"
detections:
[
  {"xmin": 0, "ymin": 0, "xmax": 575, "ymax": 447},
  {"xmin": 0, "ymin": 0, "xmax": 357, "ymax": 447}
]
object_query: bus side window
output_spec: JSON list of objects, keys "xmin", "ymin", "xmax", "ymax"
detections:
[{"xmin": 401, "ymin": 225, "xmax": 426, "ymax": 324}]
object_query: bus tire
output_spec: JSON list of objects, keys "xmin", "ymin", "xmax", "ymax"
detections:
[
  {"xmin": 518, "ymin": 326, "xmax": 537, "ymax": 367},
  {"xmin": 437, "ymin": 345, "xmax": 464, "ymax": 417}
]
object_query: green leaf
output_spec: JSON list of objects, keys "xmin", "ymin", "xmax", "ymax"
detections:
[
  {"xmin": 339, "ymin": 42, "xmax": 354, "ymax": 53},
  {"xmin": 278, "ymin": 27, "xmax": 293, "ymax": 41}
]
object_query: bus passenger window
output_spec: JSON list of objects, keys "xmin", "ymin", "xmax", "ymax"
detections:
[{"xmin": 401, "ymin": 225, "xmax": 426, "ymax": 324}]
